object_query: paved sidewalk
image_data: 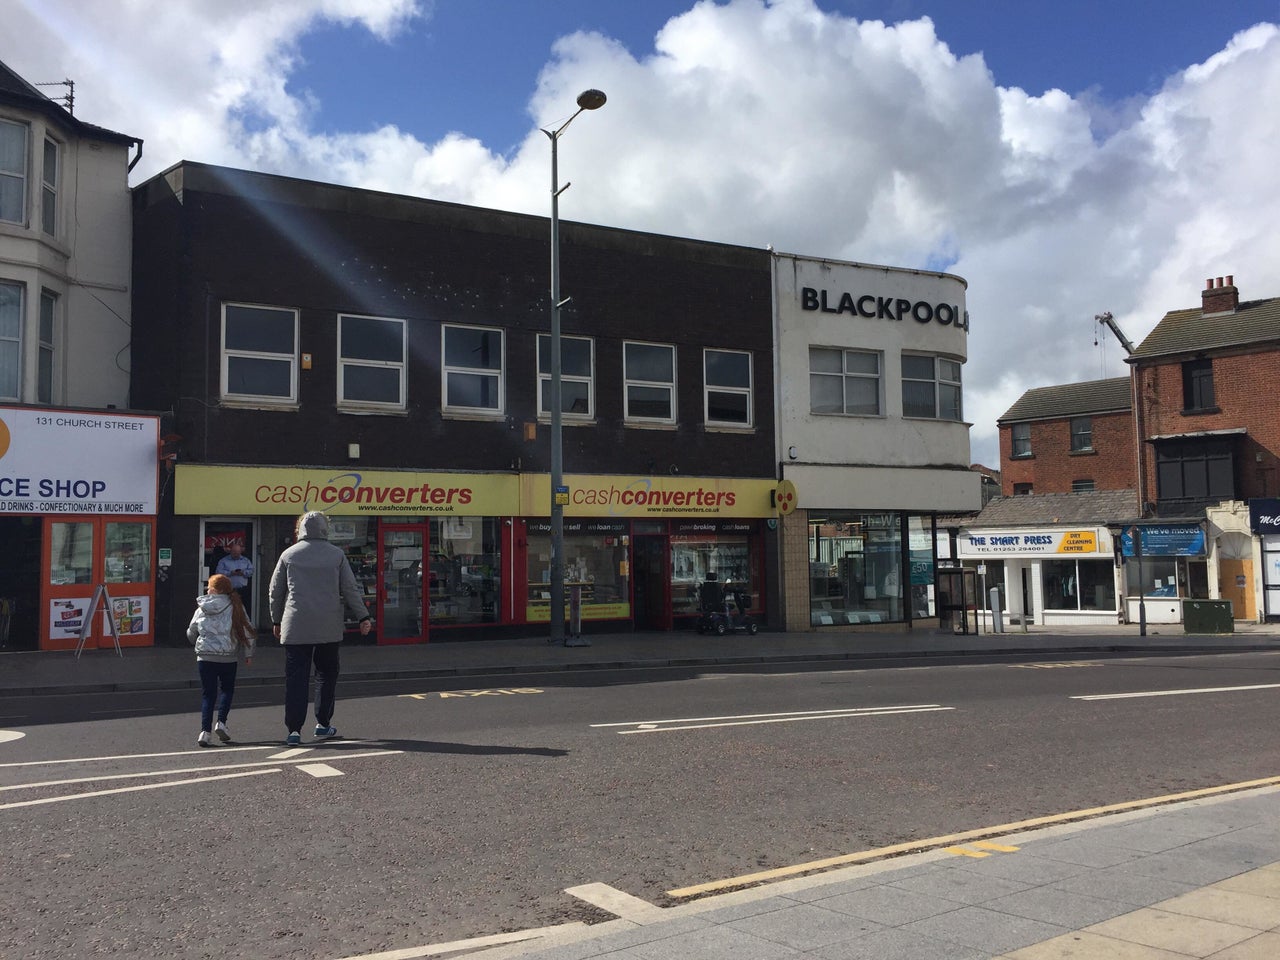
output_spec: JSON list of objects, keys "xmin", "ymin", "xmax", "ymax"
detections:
[
  {"xmin": 2, "ymin": 621, "xmax": 1278, "ymax": 695},
  {"xmin": 444, "ymin": 785, "xmax": 1280, "ymax": 960}
]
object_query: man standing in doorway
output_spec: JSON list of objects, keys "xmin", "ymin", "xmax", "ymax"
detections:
[
  {"xmin": 269, "ymin": 512, "xmax": 372, "ymax": 745},
  {"xmin": 216, "ymin": 540, "xmax": 254, "ymax": 615}
]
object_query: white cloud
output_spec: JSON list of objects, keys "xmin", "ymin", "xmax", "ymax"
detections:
[{"xmin": 7, "ymin": 0, "xmax": 1280, "ymax": 470}]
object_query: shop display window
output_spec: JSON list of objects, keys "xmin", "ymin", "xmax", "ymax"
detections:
[
  {"xmin": 808, "ymin": 511, "xmax": 904, "ymax": 625},
  {"xmin": 1044, "ymin": 558, "xmax": 1113, "ymax": 610},
  {"xmin": 526, "ymin": 522, "xmax": 631, "ymax": 620},
  {"xmin": 1124, "ymin": 557, "xmax": 1181, "ymax": 598},
  {"xmin": 671, "ymin": 535, "xmax": 754, "ymax": 617},
  {"xmin": 908, "ymin": 515, "xmax": 937, "ymax": 618},
  {"xmin": 49, "ymin": 521, "xmax": 93, "ymax": 585},
  {"xmin": 329, "ymin": 518, "xmax": 379, "ymax": 630},
  {"xmin": 428, "ymin": 516, "xmax": 501, "ymax": 626},
  {"xmin": 103, "ymin": 522, "xmax": 151, "ymax": 584}
]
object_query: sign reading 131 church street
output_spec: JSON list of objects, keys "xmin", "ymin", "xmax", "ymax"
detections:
[{"xmin": 0, "ymin": 406, "xmax": 159, "ymax": 515}]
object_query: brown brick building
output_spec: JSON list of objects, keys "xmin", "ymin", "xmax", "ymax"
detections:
[{"xmin": 996, "ymin": 378, "xmax": 1135, "ymax": 497}]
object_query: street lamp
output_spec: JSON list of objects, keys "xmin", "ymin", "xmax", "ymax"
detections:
[{"xmin": 543, "ymin": 88, "xmax": 606, "ymax": 647}]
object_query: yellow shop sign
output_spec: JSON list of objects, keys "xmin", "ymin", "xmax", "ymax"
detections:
[
  {"xmin": 520, "ymin": 473, "xmax": 777, "ymax": 518},
  {"xmin": 176, "ymin": 465, "xmax": 520, "ymax": 516}
]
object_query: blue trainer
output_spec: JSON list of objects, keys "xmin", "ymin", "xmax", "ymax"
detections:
[
  {"xmin": 285, "ymin": 731, "xmax": 301, "ymax": 746},
  {"xmin": 314, "ymin": 725, "xmax": 338, "ymax": 740}
]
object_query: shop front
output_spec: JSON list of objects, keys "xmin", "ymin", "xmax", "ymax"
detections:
[
  {"xmin": 958, "ymin": 526, "xmax": 1119, "ymax": 627},
  {"xmin": 173, "ymin": 465, "xmax": 777, "ymax": 642},
  {"xmin": 0, "ymin": 405, "xmax": 160, "ymax": 651},
  {"xmin": 1119, "ymin": 523, "xmax": 1208, "ymax": 624},
  {"xmin": 1252, "ymin": 499, "xmax": 1280, "ymax": 622}
]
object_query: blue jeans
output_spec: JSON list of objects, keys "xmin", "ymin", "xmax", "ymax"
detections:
[
  {"xmin": 197, "ymin": 659, "xmax": 238, "ymax": 732},
  {"xmin": 284, "ymin": 643, "xmax": 341, "ymax": 733}
]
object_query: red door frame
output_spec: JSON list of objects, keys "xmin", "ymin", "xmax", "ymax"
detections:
[{"xmin": 41, "ymin": 515, "xmax": 157, "ymax": 650}]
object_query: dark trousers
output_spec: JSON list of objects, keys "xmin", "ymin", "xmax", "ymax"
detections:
[
  {"xmin": 234, "ymin": 585, "xmax": 251, "ymax": 616},
  {"xmin": 284, "ymin": 642, "xmax": 341, "ymax": 733},
  {"xmin": 197, "ymin": 660, "xmax": 238, "ymax": 731}
]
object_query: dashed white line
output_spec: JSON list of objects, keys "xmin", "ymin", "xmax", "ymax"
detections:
[
  {"xmin": 1073, "ymin": 682, "xmax": 1280, "ymax": 701},
  {"xmin": 0, "ymin": 768, "xmax": 278, "ymax": 810},
  {"xmin": 297, "ymin": 763, "xmax": 344, "ymax": 778},
  {"xmin": 593, "ymin": 704, "xmax": 955, "ymax": 735}
]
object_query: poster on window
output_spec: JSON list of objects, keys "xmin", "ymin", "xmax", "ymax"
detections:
[
  {"xmin": 110, "ymin": 596, "xmax": 149, "ymax": 636},
  {"xmin": 50, "ymin": 598, "xmax": 92, "ymax": 640}
]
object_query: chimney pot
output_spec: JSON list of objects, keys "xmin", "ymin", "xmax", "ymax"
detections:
[
  {"xmin": 1216, "ymin": 277, "xmax": 1224, "ymax": 288},
  {"xmin": 1226, "ymin": 274, "xmax": 1234, "ymax": 286},
  {"xmin": 1206, "ymin": 279, "xmax": 1214, "ymax": 290}
]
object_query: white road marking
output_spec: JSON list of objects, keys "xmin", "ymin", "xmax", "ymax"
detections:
[
  {"xmin": 0, "ymin": 730, "xmax": 26, "ymax": 744},
  {"xmin": 268, "ymin": 747, "xmax": 314, "ymax": 759},
  {"xmin": 564, "ymin": 882, "xmax": 662, "ymax": 921},
  {"xmin": 330, "ymin": 922, "xmax": 589, "ymax": 959},
  {"xmin": 1073, "ymin": 682, "xmax": 1280, "ymax": 701},
  {"xmin": 0, "ymin": 750, "xmax": 401, "ymax": 791},
  {"xmin": 595, "ymin": 705, "xmax": 954, "ymax": 735},
  {"xmin": 297, "ymin": 763, "xmax": 344, "ymax": 778},
  {"xmin": 0, "ymin": 745, "xmax": 275, "ymax": 768},
  {"xmin": 0, "ymin": 768, "xmax": 277, "ymax": 810},
  {"xmin": 89, "ymin": 707, "xmax": 158, "ymax": 715}
]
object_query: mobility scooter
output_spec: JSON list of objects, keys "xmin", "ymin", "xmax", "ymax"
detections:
[{"xmin": 695, "ymin": 577, "xmax": 758, "ymax": 636}]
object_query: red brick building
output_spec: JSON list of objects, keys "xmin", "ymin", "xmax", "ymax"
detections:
[{"xmin": 996, "ymin": 378, "xmax": 1136, "ymax": 497}]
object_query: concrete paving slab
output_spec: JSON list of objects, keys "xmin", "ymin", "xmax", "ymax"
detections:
[
  {"xmin": 1206, "ymin": 930, "xmax": 1280, "ymax": 959},
  {"xmin": 1156, "ymin": 887, "xmax": 1280, "ymax": 930},
  {"xmin": 1213, "ymin": 867, "xmax": 1280, "ymax": 900},
  {"xmin": 1107, "ymin": 850, "xmax": 1260, "ymax": 888},
  {"xmin": 1028, "ymin": 835, "xmax": 1149, "ymax": 869},
  {"xmin": 983, "ymin": 886, "xmax": 1136, "ymax": 928},
  {"xmin": 811, "ymin": 883, "xmax": 965, "ymax": 925},
  {"xmin": 886, "ymin": 867, "xmax": 1036, "ymax": 905},
  {"xmin": 999, "ymin": 930, "xmax": 1192, "ymax": 959},
  {"xmin": 622, "ymin": 924, "xmax": 802, "ymax": 959},
  {"xmin": 723, "ymin": 902, "xmax": 884, "ymax": 951},
  {"xmin": 1048, "ymin": 867, "xmax": 1200, "ymax": 908},
  {"xmin": 903, "ymin": 904, "xmax": 1068, "ymax": 954},
  {"xmin": 1085, "ymin": 906, "xmax": 1258, "ymax": 956},
  {"xmin": 950, "ymin": 853, "xmax": 1090, "ymax": 886},
  {"xmin": 812, "ymin": 926, "xmax": 991, "ymax": 960}
]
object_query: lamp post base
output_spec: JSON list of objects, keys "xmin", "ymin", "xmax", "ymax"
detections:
[{"xmin": 563, "ymin": 636, "xmax": 591, "ymax": 647}]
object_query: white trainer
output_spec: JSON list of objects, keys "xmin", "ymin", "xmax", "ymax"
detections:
[{"xmin": 214, "ymin": 721, "xmax": 231, "ymax": 743}]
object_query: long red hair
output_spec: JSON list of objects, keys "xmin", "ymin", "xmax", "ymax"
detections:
[{"xmin": 207, "ymin": 574, "xmax": 254, "ymax": 647}]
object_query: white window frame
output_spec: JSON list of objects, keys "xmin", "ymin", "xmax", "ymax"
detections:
[
  {"xmin": 38, "ymin": 288, "xmax": 56, "ymax": 404},
  {"xmin": 1070, "ymin": 416, "xmax": 1093, "ymax": 452},
  {"xmin": 623, "ymin": 340, "xmax": 677, "ymax": 424},
  {"xmin": 902, "ymin": 353, "xmax": 963, "ymax": 421},
  {"xmin": 1, "ymin": 280, "xmax": 22, "ymax": 401},
  {"xmin": 0, "ymin": 118, "xmax": 26, "ymax": 226},
  {"xmin": 441, "ymin": 323, "xmax": 505, "ymax": 415},
  {"xmin": 704, "ymin": 348, "xmax": 753, "ymax": 427},
  {"xmin": 41, "ymin": 137, "xmax": 58, "ymax": 236},
  {"xmin": 809, "ymin": 346, "xmax": 882, "ymax": 416},
  {"xmin": 537, "ymin": 333, "xmax": 594, "ymax": 420},
  {"xmin": 337, "ymin": 313, "xmax": 406, "ymax": 410},
  {"xmin": 220, "ymin": 302, "xmax": 299, "ymax": 404}
]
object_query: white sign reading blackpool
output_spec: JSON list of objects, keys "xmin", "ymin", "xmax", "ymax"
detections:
[{"xmin": 0, "ymin": 406, "xmax": 159, "ymax": 515}]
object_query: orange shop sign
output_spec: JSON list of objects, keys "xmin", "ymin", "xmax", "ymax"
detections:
[{"xmin": 175, "ymin": 465, "xmax": 520, "ymax": 516}]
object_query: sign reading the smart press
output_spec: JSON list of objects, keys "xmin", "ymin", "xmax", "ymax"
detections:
[{"xmin": 0, "ymin": 407, "xmax": 159, "ymax": 515}]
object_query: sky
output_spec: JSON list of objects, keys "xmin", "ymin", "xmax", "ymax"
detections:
[{"xmin": 6, "ymin": 0, "xmax": 1280, "ymax": 470}]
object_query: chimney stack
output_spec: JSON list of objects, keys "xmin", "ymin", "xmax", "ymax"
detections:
[{"xmin": 1201, "ymin": 275, "xmax": 1239, "ymax": 315}]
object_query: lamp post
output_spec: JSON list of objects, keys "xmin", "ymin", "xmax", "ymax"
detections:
[{"xmin": 543, "ymin": 88, "xmax": 606, "ymax": 647}]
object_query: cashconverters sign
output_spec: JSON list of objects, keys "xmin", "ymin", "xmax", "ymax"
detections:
[{"xmin": 0, "ymin": 407, "xmax": 159, "ymax": 515}]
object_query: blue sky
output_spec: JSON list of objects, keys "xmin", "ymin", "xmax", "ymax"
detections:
[
  {"xmin": 288, "ymin": 0, "xmax": 1280, "ymax": 151},
  {"xmin": 7, "ymin": 0, "xmax": 1280, "ymax": 467}
]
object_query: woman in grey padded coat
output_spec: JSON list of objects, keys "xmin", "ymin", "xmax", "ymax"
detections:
[{"xmin": 269, "ymin": 511, "xmax": 372, "ymax": 744}]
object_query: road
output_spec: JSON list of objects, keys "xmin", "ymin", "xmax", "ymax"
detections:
[{"xmin": 2, "ymin": 649, "xmax": 1279, "ymax": 959}]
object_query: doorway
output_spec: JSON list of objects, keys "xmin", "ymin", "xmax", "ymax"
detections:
[
  {"xmin": 202, "ymin": 519, "xmax": 258, "ymax": 622},
  {"xmin": 633, "ymin": 534, "xmax": 670, "ymax": 630},
  {"xmin": 42, "ymin": 517, "xmax": 156, "ymax": 649},
  {"xmin": 0, "ymin": 516, "xmax": 41, "ymax": 650},
  {"xmin": 1219, "ymin": 558, "xmax": 1255, "ymax": 620},
  {"xmin": 380, "ymin": 523, "xmax": 427, "ymax": 644}
]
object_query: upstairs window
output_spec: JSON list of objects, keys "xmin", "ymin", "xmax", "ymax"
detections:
[
  {"xmin": 1182, "ymin": 358, "xmax": 1215, "ymax": 412},
  {"xmin": 38, "ymin": 289, "xmax": 56, "ymax": 404},
  {"xmin": 1013, "ymin": 483, "xmax": 1033, "ymax": 495},
  {"xmin": 1011, "ymin": 423, "xmax": 1031, "ymax": 458},
  {"xmin": 1070, "ymin": 416, "xmax": 1093, "ymax": 452},
  {"xmin": 1156, "ymin": 437, "xmax": 1234, "ymax": 503},
  {"xmin": 1071, "ymin": 479, "xmax": 1095, "ymax": 492},
  {"xmin": 809, "ymin": 347, "xmax": 880, "ymax": 415},
  {"xmin": 0, "ymin": 119, "xmax": 26, "ymax": 224},
  {"xmin": 41, "ymin": 138, "xmax": 58, "ymax": 236},
  {"xmin": 338, "ymin": 314, "xmax": 405, "ymax": 408},
  {"xmin": 704, "ymin": 348, "xmax": 752, "ymax": 426},
  {"xmin": 221, "ymin": 303, "xmax": 298, "ymax": 402},
  {"xmin": 442, "ymin": 324, "xmax": 503, "ymax": 413},
  {"xmin": 537, "ymin": 334, "xmax": 594, "ymax": 419},
  {"xmin": 902, "ymin": 354, "xmax": 962, "ymax": 420},
  {"xmin": 0, "ymin": 281, "xmax": 20, "ymax": 400},
  {"xmin": 623, "ymin": 341, "xmax": 676, "ymax": 423}
]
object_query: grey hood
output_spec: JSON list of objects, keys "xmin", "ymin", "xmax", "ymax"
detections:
[{"xmin": 298, "ymin": 511, "xmax": 330, "ymax": 540}]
